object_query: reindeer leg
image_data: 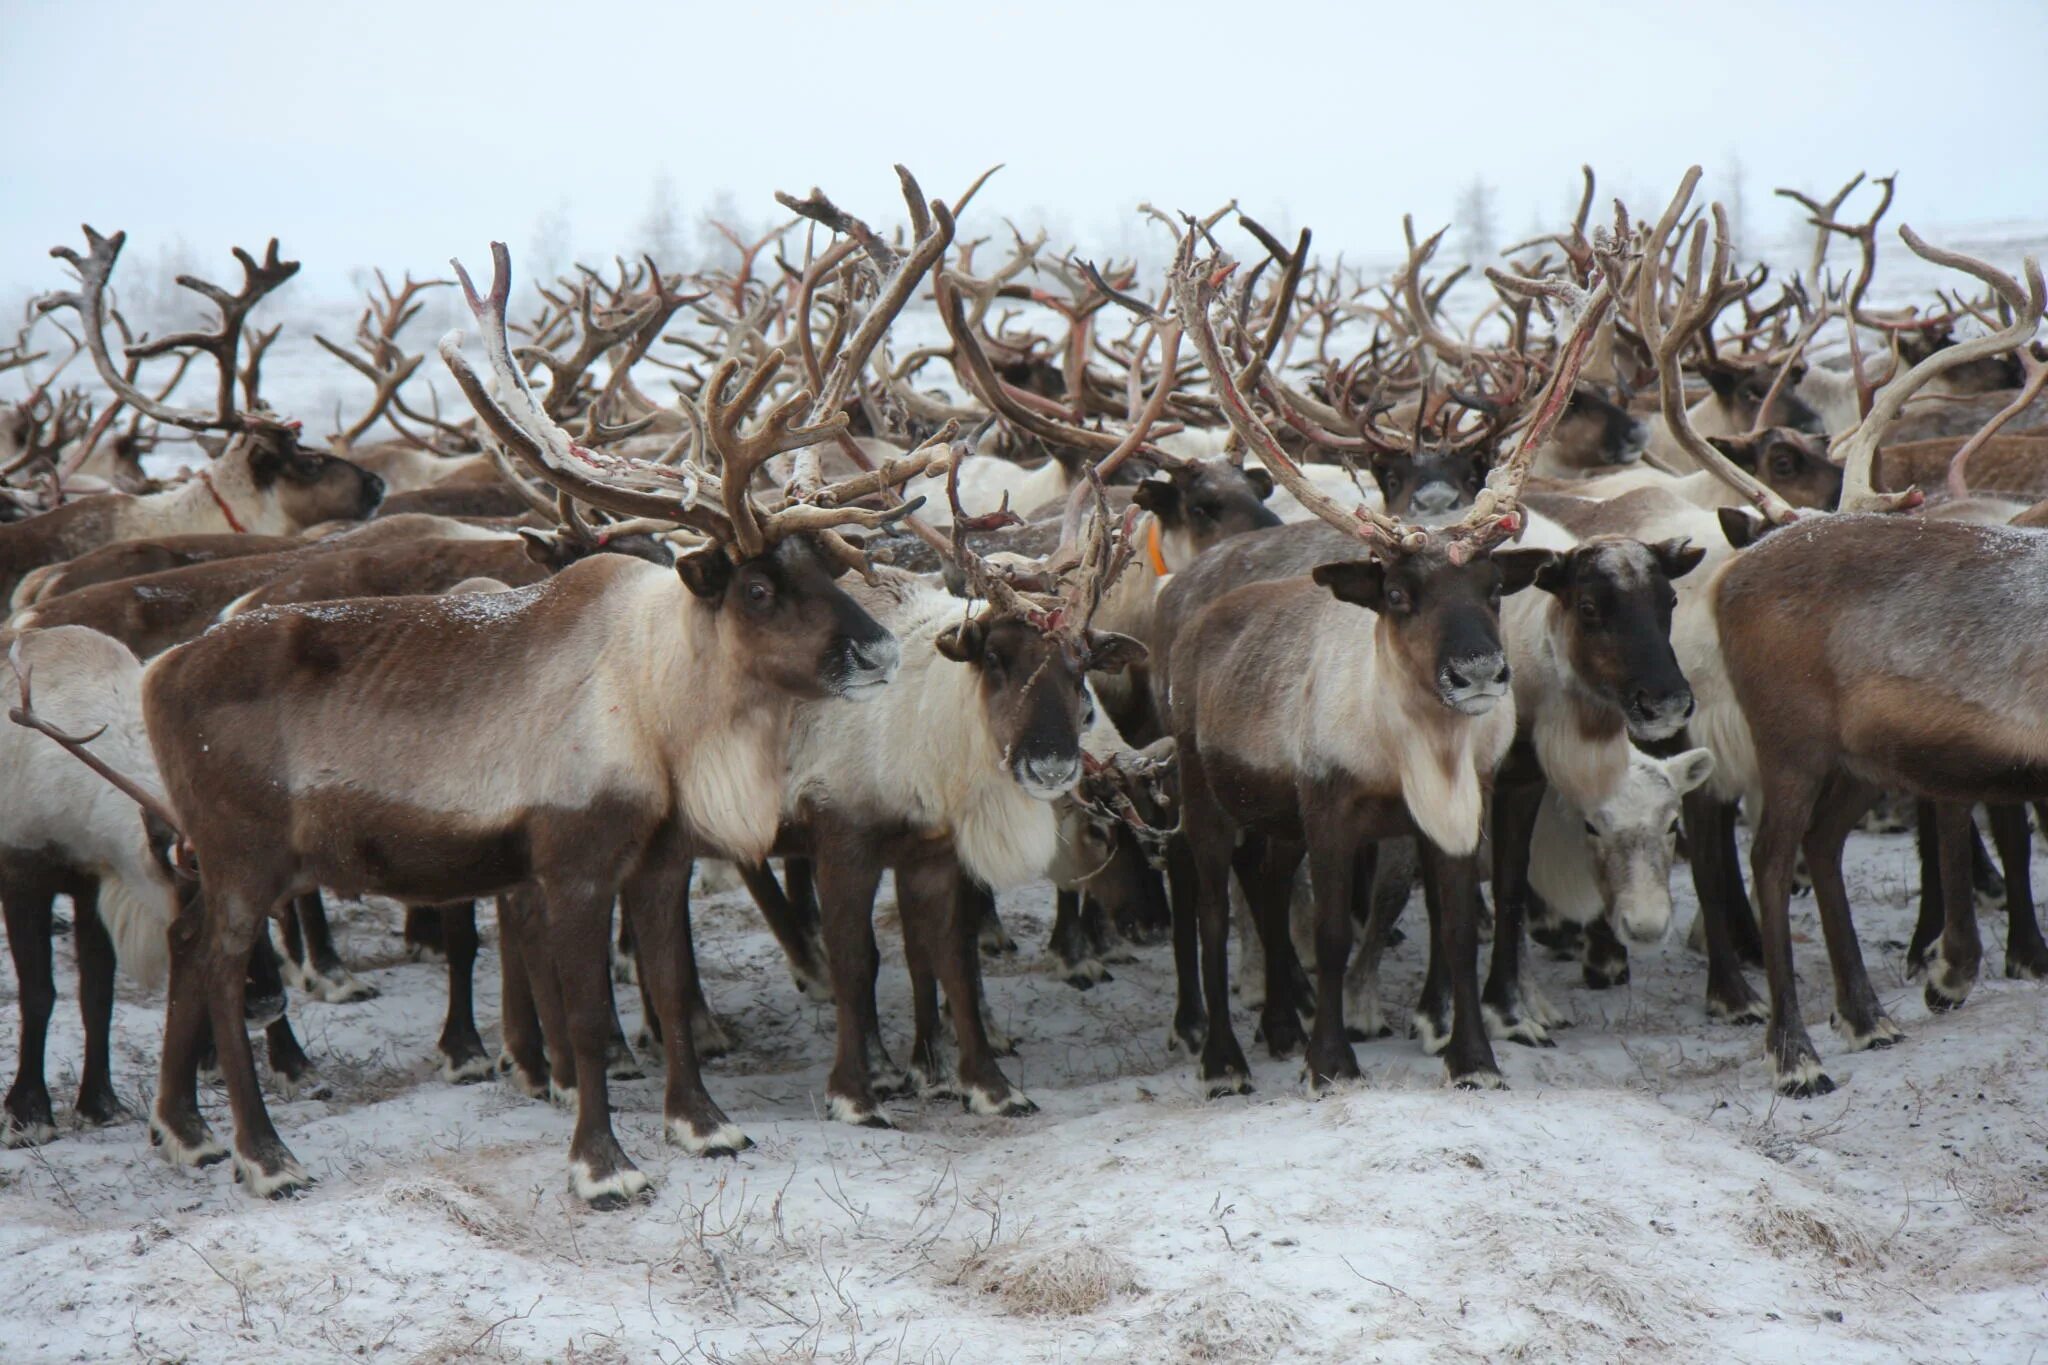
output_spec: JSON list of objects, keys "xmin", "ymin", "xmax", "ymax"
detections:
[
  {"xmin": 601, "ymin": 947, "xmax": 643, "ymax": 1082},
  {"xmin": 1344, "ymin": 843, "xmax": 1392, "ymax": 1042},
  {"xmin": 956, "ymin": 882, "xmax": 1016, "ymax": 1056},
  {"xmin": 1484, "ymin": 768, "xmax": 1555, "ymax": 1046},
  {"xmin": 901, "ymin": 869, "xmax": 955, "ymax": 1098},
  {"xmin": 1753, "ymin": 774, "xmax": 1831, "ymax": 1096},
  {"xmin": 211, "ymin": 888, "xmax": 311, "ymax": 1197},
  {"xmin": 735, "ymin": 859, "xmax": 831, "ymax": 1000},
  {"xmin": 815, "ymin": 831, "xmax": 896, "ymax": 1126},
  {"xmin": 547, "ymin": 878, "xmax": 649, "ymax": 1210},
  {"xmin": 1425, "ymin": 846, "xmax": 1501, "ymax": 1089},
  {"xmin": 494, "ymin": 896, "xmax": 549, "ymax": 1098},
  {"xmin": 912, "ymin": 861, "xmax": 1032, "ymax": 1116},
  {"xmin": 502, "ymin": 889, "xmax": 576, "ymax": 1106},
  {"xmin": 627, "ymin": 829, "xmax": 747, "ymax": 1159},
  {"xmin": 247, "ymin": 936, "xmax": 327, "ymax": 1101},
  {"xmin": 403, "ymin": 906, "xmax": 446, "ymax": 961},
  {"xmin": 1686, "ymin": 788, "xmax": 1765, "ymax": 1023},
  {"xmin": 1185, "ymin": 774, "xmax": 1250, "ymax": 1098},
  {"xmin": 286, "ymin": 892, "xmax": 376, "ymax": 1003},
  {"xmin": 71, "ymin": 883, "xmax": 132, "ymax": 1128},
  {"xmin": 1303, "ymin": 812, "xmax": 1362, "ymax": 1090},
  {"xmin": 1926, "ymin": 802, "xmax": 1984, "ymax": 1012},
  {"xmin": 1048, "ymin": 889, "xmax": 1107, "ymax": 990},
  {"xmin": 1907, "ymin": 800, "xmax": 1944, "ymax": 974},
  {"xmin": 434, "ymin": 902, "xmax": 491, "ymax": 1082},
  {"xmin": 1802, "ymin": 777, "xmax": 1899, "ymax": 1052},
  {"xmin": 149, "ymin": 897, "xmax": 226, "ymax": 1167},
  {"xmin": 1989, "ymin": 804, "xmax": 2048, "ymax": 980},
  {"xmin": 1164, "ymin": 833, "xmax": 1207, "ymax": 1054},
  {"xmin": 2, "ymin": 871, "xmax": 59, "ymax": 1147},
  {"xmin": 1245, "ymin": 837, "xmax": 1308, "ymax": 1059},
  {"xmin": 1970, "ymin": 813, "xmax": 2005, "ymax": 909}
]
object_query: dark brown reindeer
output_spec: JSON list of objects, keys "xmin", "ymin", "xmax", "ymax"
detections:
[
  {"xmin": 134, "ymin": 238, "xmax": 939, "ymax": 1204},
  {"xmin": 1149, "ymin": 227, "xmax": 1617, "ymax": 1093}
]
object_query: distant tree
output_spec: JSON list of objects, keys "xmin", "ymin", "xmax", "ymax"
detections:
[
  {"xmin": 1454, "ymin": 178, "xmax": 1498, "ymax": 265},
  {"xmin": 1723, "ymin": 153, "xmax": 1748, "ymax": 259},
  {"xmin": 528, "ymin": 200, "xmax": 572, "ymax": 289},
  {"xmin": 638, "ymin": 170, "xmax": 686, "ymax": 270}
]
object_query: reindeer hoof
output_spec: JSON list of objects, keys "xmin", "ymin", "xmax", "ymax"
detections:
[
  {"xmin": 2006, "ymin": 951, "xmax": 2048, "ymax": 982},
  {"xmin": 547, "ymin": 1079, "xmax": 577, "ymax": 1109},
  {"xmin": 1772, "ymin": 1054, "xmax": 1836, "ymax": 1098},
  {"xmin": 667, "ymin": 1119, "xmax": 751, "ymax": 1158},
  {"xmin": 1482, "ymin": 1002, "xmax": 1553, "ymax": 1048},
  {"xmin": 1200, "ymin": 1067, "xmax": 1253, "ymax": 1100},
  {"xmin": 826, "ymin": 1095, "xmax": 894, "ymax": 1130},
  {"xmin": 1410, "ymin": 1010, "xmax": 1452, "ymax": 1057},
  {"xmin": 440, "ymin": 1050, "xmax": 497, "ymax": 1085},
  {"xmin": 1706, "ymin": 984, "xmax": 1769, "ymax": 1026},
  {"xmin": 570, "ymin": 1160, "xmax": 651, "ymax": 1210},
  {"xmin": 965, "ymin": 1086, "xmax": 1037, "ymax": 1118},
  {"xmin": 234, "ymin": 1149, "xmax": 313, "ymax": 1200},
  {"xmin": 2, "ymin": 1115, "xmax": 57, "ymax": 1149},
  {"xmin": 1451, "ymin": 1068, "xmax": 1506, "ymax": 1091},
  {"xmin": 72, "ymin": 1088, "xmax": 135, "ymax": 1130},
  {"xmin": 1834, "ymin": 1012, "xmax": 1904, "ymax": 1052},
  {"xmin": 149, "ymin": 1112, "xmax": 228, "ymax": 1168}
]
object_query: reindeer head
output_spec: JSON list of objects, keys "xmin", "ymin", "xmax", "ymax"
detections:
[
  {"xmin": 1314, "ymin": 543, "xmax": 1549, "ymax": 715},
  {"xmin": 1130, "ymin": 460, "xmax": 1281, "ymax": 564},
  {"xmin": 685, "ymin": 534, "xmax": 901, "ymax": 701},
  {"xmin": 1531, "ymin": 536, "xmax": 1702, "ymax": 740},
  {"xmin": 235, "ymin": 422, "xmax": 387, "ymax": 526},
  {"xmin": 936, "ymin": 616, "xmax": 1141, "ymax": 798},
  {"xmin": 1576, "ymin": 747, "xmax": 1715, "ymax": 943},
  {"xmin": 1370, "ymin": 446, "xmax": 1488, "ymax": 523},
  {"xmin": 1546, "ymin": 382, "xmax": 1650, "ymax": 471},
  {"xmin": 1698, "ymin": 357, "xmax": 1822, "ymax": 434},
  {"xmin": 1705, "ymin": 429, "xmax": 1842, "ymax": 510}
]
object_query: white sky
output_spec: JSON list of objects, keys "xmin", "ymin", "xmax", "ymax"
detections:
[{"xmin": 4, "ymin": 0, "xmax": 2044, "ymax": 302}]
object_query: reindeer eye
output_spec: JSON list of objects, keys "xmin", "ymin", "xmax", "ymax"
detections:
[
  {"xmin": 1383, "ymin": 472, "xmax": 1404, "ymax": 492},
  {"xmin": 1668, "ymin": 820, "xmax": 1681, "ymax": 837},
  {"xmin": 1577, "ymin": 599, "xmax": 1600, "ymax": 623},
  {"xmin": 1384, "ymin": 587, "xmax": 1410, "ymax": 613},
  {"xmin": 1582, "ymin": 821, "xmax": 1598, "ymax": 837},
  {"xmin": 745, "ymin": 580, "xmax": 773, "ymax": 606}
]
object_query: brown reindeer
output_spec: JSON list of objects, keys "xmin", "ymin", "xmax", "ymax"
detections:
[
  {"xmin": 1148, "ymin": 225, "xmax": 1616, "ymax": 1092},
  {"xmin": 134, "ymin": 237, "xmax": 944, "ymax": 1204}
]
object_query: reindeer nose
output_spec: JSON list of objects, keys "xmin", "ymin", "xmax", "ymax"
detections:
[
  {"xmin": 1409, "ymin": 482, "xmax": 1460, "ymax": 516},
  {"xmin": 1447, "ymin": 655, "xmax": 1509, "ymax": 691},
  {"xmin": 1019, "ymin": 751, "xmax": 1081, "ymax": 795}
]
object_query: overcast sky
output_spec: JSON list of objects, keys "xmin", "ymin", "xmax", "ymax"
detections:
[{"xmin": 4, "ymin": 0, "xmax": 2044, "ymax": 306}]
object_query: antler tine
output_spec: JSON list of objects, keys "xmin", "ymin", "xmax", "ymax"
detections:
[
  {"xmin": 1168, "ymin": 230, "xmax": 1421, "ymax": 555},
  {"xmin": 441, "ymin": 242, "xmax": 734, "ymax": 539},
  {"xmin": 1637, "ymin": 168, "xmax": 1802, "ymax": 525},
  {"xmin": 39, "ymin": 226, "xmax": 291, "ymax": 434},
  {"xmin": 1395, "ymin": 215, "xmax": 1477, "ymax": 368},
  {"xmin": 8, "ymin": 638, "xmax": 186, "ymax": 842},
  {"xmin": 1835, "ymin": 227, "xmax": 2045, "ymax": 514}
]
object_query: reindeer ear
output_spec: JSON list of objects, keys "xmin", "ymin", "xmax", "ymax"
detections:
[
  {"xmin": 1490, "ymin": 548, "xmax": 1558, "ymax": 596},
  {"xmin": 1131, "ymin": 476, "xmax": 1180, "ymax": 517},
  {"xmin": 1085, "ymin": 630, "xmax": 1148, "ymax": 676},
  {"xmin": 676, "ymin": 544, "xmax": 734, "ymax": 600},
  {"xmin": 242, "ymin": 436, "xmax": 285, "ymax": 484},
  {"xmin": 1665, "ymin": 746, "xmax": 1717, "ymax": 795},
  {"xmin": 1651, "ymin": 537, "xmax": 1706, "ymax": 581},
  {"xmin": 934, "ymin": 619, "xmax": 987, "ymax": 663},
  {"xmin": 518, "ymin": 527, "xmax": 578, "ymax": 570},
  {"xmin": 1700, "ymin": 361, "xmax": 1742, "ymax": 401},
  {"xmin": 1716, "ymin": 506, "xmax": 1767, "ymax": 549},
  {"xmin": 1706, "ymin": 433, "xmax": 1761, "ymax": 470},
  {"xmin": 1312, "ymin": 558, "xmax": 1385, "ymax": 610},
  {"xmin": 1241, "ymin": 466, "xmax": 1275, "ymax": 501}
]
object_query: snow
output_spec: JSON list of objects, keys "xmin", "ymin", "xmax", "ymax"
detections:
[{"xmin": 4, "ymin": 825, "xmax": 2047, "ymax": 1363}]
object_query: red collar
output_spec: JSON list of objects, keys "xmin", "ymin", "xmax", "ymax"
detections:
[{"xmin": 198, "ymin": 470, "xmax": 248, "ymax": 534}]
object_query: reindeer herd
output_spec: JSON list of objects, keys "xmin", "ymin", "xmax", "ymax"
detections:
[{"xmin": 2, "ymin": 163, "xmax": 2045, "ymax": 1211}]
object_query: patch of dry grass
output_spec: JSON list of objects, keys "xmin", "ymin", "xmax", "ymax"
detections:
[
  {"xmin": 1742, "ymin": 1186, "xmax": 1886, "ymax": 1269},
  {"xmin": 962, "ymin": 1242, "xmax": 1145, "ymax": 1317}
]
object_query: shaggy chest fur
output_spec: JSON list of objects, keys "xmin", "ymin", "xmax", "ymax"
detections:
[{"xmin": 785, "ymin": 582, "xmax": 1057, "ymax": 889}]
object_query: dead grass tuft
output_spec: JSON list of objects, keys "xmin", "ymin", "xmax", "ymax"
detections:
[
  {"xmin": 964, "ymin": 1242, "xmax": 1145, "ymax": 1317},
  {"xmin": 1742, "ymin": 1187, "xmax": 1885, "ymax": 1269},
  {"xmin": 1159, "ymin": 1289, "xmax": 1305, "ymax": 1363},
  {"xmin": 384, "ymin": 1174, "xmax": 523, "ymax": 1247}
]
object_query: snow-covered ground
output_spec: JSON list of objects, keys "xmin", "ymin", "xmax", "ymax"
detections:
[{"xmin": 3, "ymin": 823, "xmax": 2046, "ymax": 1363}]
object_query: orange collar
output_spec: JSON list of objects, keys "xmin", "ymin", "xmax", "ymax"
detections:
[
  {"xmin": 198, "ymin": 470, "xmax": 248, "ymax": 534},
  {"xmin": 1145, "ymin": 518, "xmax": 1169, "ymax": 576}
]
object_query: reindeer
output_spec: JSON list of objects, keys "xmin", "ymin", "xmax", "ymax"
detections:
[
  {"xmin": 1143, "ymin": 224, "xmax": 1624, "ymax": 1092},
  {"xmin": 132, "ymin": 229, "xmax": 945, "ymax": 1203},
  {"xmin": 1, "ymin": 231, "xmax": 385, "ymax": 604}
]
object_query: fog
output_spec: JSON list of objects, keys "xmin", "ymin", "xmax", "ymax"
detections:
[{"xmin": 3, "ymin": 0, "xmax": 2043, "ymax": 305}]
